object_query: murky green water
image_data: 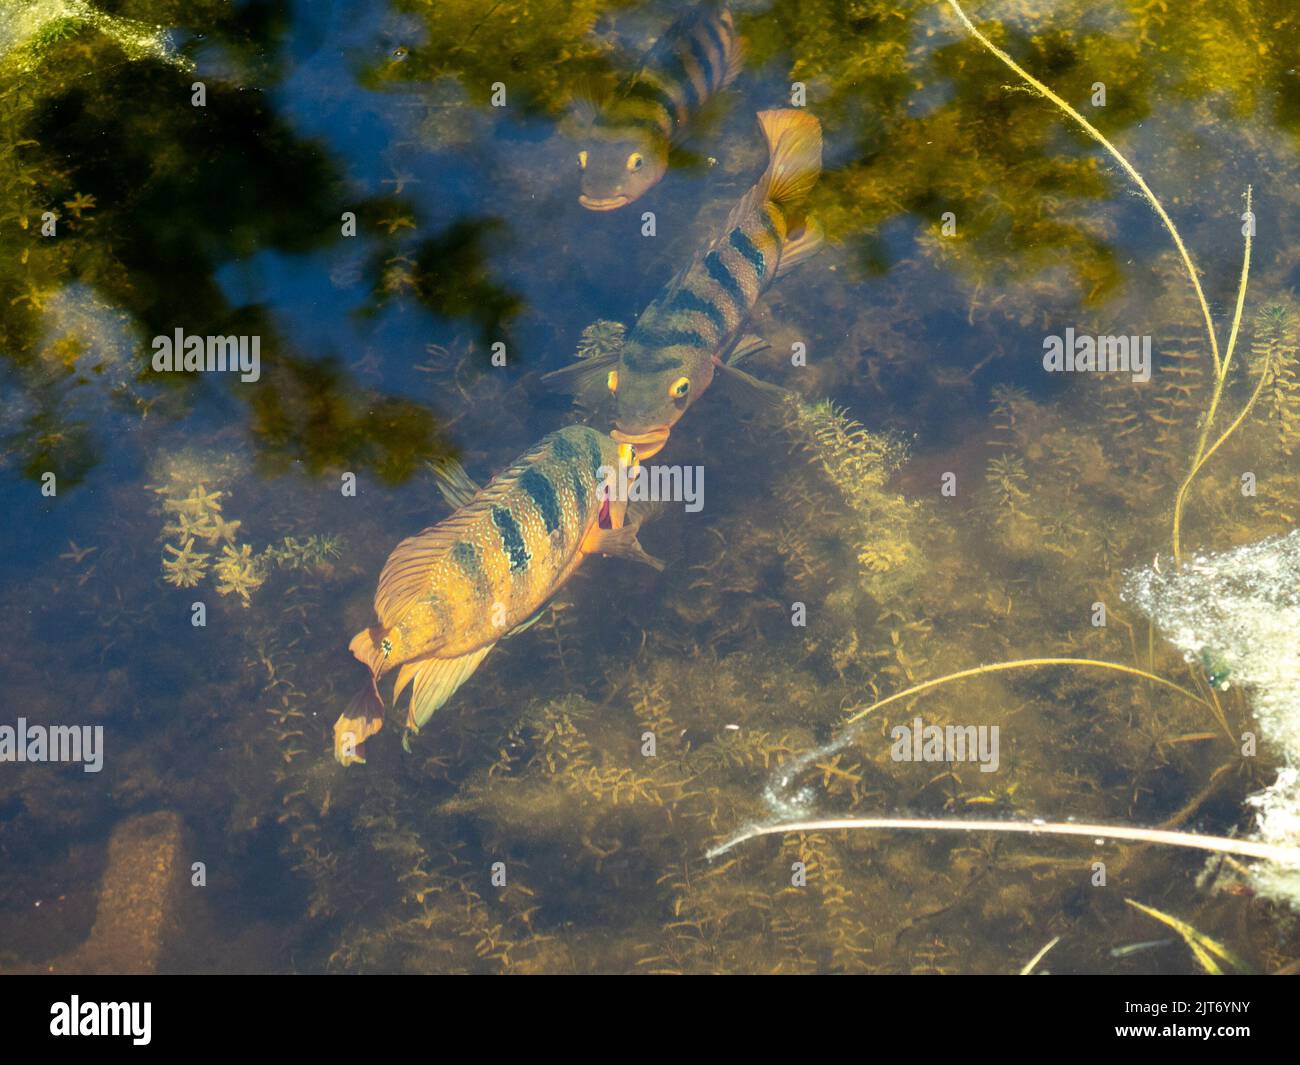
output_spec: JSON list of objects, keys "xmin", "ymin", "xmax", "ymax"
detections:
[{"xmin": 2, "ymin": 0, "xmax": 1299, "ymax": 974}]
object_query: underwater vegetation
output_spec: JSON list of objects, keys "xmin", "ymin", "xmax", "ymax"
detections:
[
  {"xmin": 148, "ymin": 450, "xmax": 344, "ymax": 604},
  {"xmin": 4, "ymin": 0, "xmax": 1300, "ymax": 977}
]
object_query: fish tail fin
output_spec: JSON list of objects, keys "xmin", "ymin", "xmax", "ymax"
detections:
[
  {"xmin": 404, "ymin": 645, "xmax": 496, "ymax": 734},
  {"xmin": 333, "ymin": 674, "xmax": 386, "ymax": 767},
  {"xmin": 757, "ymin": 109, "xmax": 823, "ymax": 208}
]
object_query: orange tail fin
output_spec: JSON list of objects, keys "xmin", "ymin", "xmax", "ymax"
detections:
[{"xmin": 333, "ymin": 675, "xmax": 386, "ymax": 766}]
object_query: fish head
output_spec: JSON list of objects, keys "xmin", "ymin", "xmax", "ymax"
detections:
[
  {"xmin": 577, "ymin": 131, "xmax": 666, "ymax": 211},
  {"xmin": 607, "ymin": 342, "xmax": 714, "ymax": 459}
]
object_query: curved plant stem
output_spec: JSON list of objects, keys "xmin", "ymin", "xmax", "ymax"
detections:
[
  {"xmin": 706, "ymin": 816, "xmax": 1300, "ymax": 864},
  {"xmin": 843, "ymin": 656, "xmax": 1211, "ymax": 727},
  {"xmin": 945, "ymin": 0, "xmax": 1221, "ymax": 374},
  {"xmin": 945, "ymin": 4, "xmax": 1263, "ymax": 564},
  {"xmin": 1172, "ymin": 187, "xmax": 1256, "ymax": 563}
]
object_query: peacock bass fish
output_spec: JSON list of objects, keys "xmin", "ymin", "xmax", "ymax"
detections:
[
  {"xmin": 550, "ymin": 108, "xmax": 823, "ymax": 458},
  {"xmin": 334, "ymin": 427, "xmax": 662, "ymax": 766},
  {"xmin": 576, "ymin": 2, "xmax": 743, "ymax": 210}
]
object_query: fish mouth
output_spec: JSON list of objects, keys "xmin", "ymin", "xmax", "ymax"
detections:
[
  {"xmin": 611, "ymin": 426, "xmax": 671, "ymax": 460},
  {"xmin": 579, "ymin": 194, "xmax": 630, "ymax": 211}
]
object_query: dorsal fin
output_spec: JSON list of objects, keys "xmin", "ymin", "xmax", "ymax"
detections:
[{"xmin": 429, "ymin": 456, "xmax": 482, "ymax": 509}]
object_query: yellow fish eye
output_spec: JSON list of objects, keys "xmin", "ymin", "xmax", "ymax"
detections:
[
  {"xmin": 578, "ymin": 150, "xmax": 588, "ymax": 170},
  {"xmin": 669, "ymin": 376, "xmax": 690, "ymax": 398},
  {"xmin": 627, "ymin": 152, "xmax": 644, "ymax": 172},
  {"xmin": 606, "ymin": 369, "xmax": 619, "ymax": 392}
]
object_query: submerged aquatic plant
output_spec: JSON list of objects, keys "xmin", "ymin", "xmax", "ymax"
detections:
[
  {"xmin": 213, "ymin": 543, "xmax": 265, "ymax": 605},
  {"xmin": 780, "ymin": 396, "xmax": 915, "ymax": 583},
  {"xmin": 984, "ymin": 453, "xmax": 1029, "ymax": 512},
  {"xmin": 574, "ymin": 319, "xmax": 625, "ymax": 362},
  {"xmin": 148, "ymin": 453, "xmax": 341, "ymax": 601},
  {"xmin": 708, "ymin": 27, "xmax": 1299, "ymax": 927},
  {"xmin": 160, "ymin": 538, "xmax": 210, "ymax": 589},
  {"xmin": 263, "ymin": 535, "xmax": 345, "ymax": 572},
  {"xmin": 943, "ymin": 2, "xmax": 1263, "ymax": 563},
  {"xmin": 1251, "ymin": 304, "xmax": 1300, "ymax": 454}
]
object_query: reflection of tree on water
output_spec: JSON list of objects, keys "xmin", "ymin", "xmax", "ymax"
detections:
[
  {"xmin": 0, "ymin": 0, "xmax": 453, "ymax": 487},
  {"xmin": 360, "ymin": 217, "xmax": 524, "ymax": 361}
]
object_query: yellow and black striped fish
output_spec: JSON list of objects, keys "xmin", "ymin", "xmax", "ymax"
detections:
[
  {"xmin": 576, "ymin": 2, "xmax": 743, "ymax": 210},
  {"xmin": 333, "ymin": 427, "xmax": 662, "ymax": 766},
  {"xmin": 550, "ymin": 109, "xmax": 823, "ymax": 457}
]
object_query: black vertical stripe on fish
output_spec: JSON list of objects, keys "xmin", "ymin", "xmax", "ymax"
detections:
[
  {"xmin": 599, "ymin": 108, "xmax": 672, "ymax": 138},
  {"xmin": 552, "ymin": 432, "xmax": 578, "ymax": 464},
  {"xmin": 626, "ymin": 78, "xmax": 684, "ymax": 129},
  {"xmin": 491, "ymin": 506, "xmax": 532, "ymax": 572},
  {"xmin": 568, "ymin": 468, "xmax": 588, "ymax": 515},
  {"xmin": 702, "ymin": 19, "xmax": 731, "ymax": 76},
  {"xmin": 729, "ymin": 228, "xmax": 766, "ymax": 279},
  {"xmin": 520, "ymin": 468, "xmax": 562, "ymax": 535},
  {"xmin": 670, "ymin": 287, "xmax": 728, "ymax": 335},
  {"xmin": 451, "ymin": 540, "xmax": 489, "ymax": 599},
  {"xmin": 687, "ymin": 33, "xmax": 716, "ymax": 93},
  {"xmin": 663, "ymin": 50, "xmax": 701, "ymax": 113},
  {"xmin": 704, "ymin": 249, "xmax": 745, "ymax": 308},
  {"xmin": 647, "ymin": 326, "xmax": 711, "ymax": 349},
  {"xmin": 552, "ymin": 432, "xmax": 590, "ymax": 514},
  {"xmin": 625, "ymin": 343, "xmax": 685, "ymax": 373}
]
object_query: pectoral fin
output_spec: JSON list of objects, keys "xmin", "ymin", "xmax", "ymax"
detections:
[
  {"xmin": 581, "ymin": 521, "xmax": 665, "ymax": 571},
  {"xmin": 713, "ymin": 358, "xmax": 791, "ymax": 406},
  {"xmin": 726, "ymin": 334, "xmax": 770, "ymax": 366},
  {"xmin": 541, "ymin": 351, "xmax": 621, "ymax": 407},
  {"xmin": 403, "ymin": 645, "xmax": 496, "ymax": 733},
  {"xmin": 776, "ymin": 218, "xmax": 824, "ymax": 278},
  {"xmin": 505, "ymin": 607, "xmax": 548, "ymax": 638}
]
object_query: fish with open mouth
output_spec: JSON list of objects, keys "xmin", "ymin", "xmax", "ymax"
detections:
[
  {"xmin": 549, "ymin": 108, "xmax": 823, "ymax": 458},
  {"xmin": 334, "ymin": 427, "xmax": 662, "ymax": 765},
  {"xmin": 575, "ymin": 2, "xmax": 743, "ymax": 211}
]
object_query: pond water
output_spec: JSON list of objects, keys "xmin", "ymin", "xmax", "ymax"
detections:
[{"xmin": 2, "ymin": 0, "xmax": 1299, "ymax": 973}]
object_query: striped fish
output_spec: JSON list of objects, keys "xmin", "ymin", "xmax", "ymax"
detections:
[
  {"xmin": 550, "ymin": 109, "xmax": 823, "ymax": 458},
  {"xmin": 577, "ymin": 2, "xmax": 743, "ymax": 210},
  {"xmin": 333, "ymin": 427, "xmax": 662, "ymax": 765}
]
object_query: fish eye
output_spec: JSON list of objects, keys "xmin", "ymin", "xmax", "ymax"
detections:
[
  {"xmin": 669, "ymin": 376, "xmax": 690, "ymax": 398},
  {"xmin": 578, "ymin": 150, "xmax": 588, "ymax": 170},
  {"xmin": 606, "ymin": 369, "xmax": 618, "ymax": 392},
  {"xmin": 627, "ymin": 152, "xmax": 644, "ymax": 172},
  {"xmin": 392, "ymin": 47, "xmax": 408, "ymax": 61}
]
